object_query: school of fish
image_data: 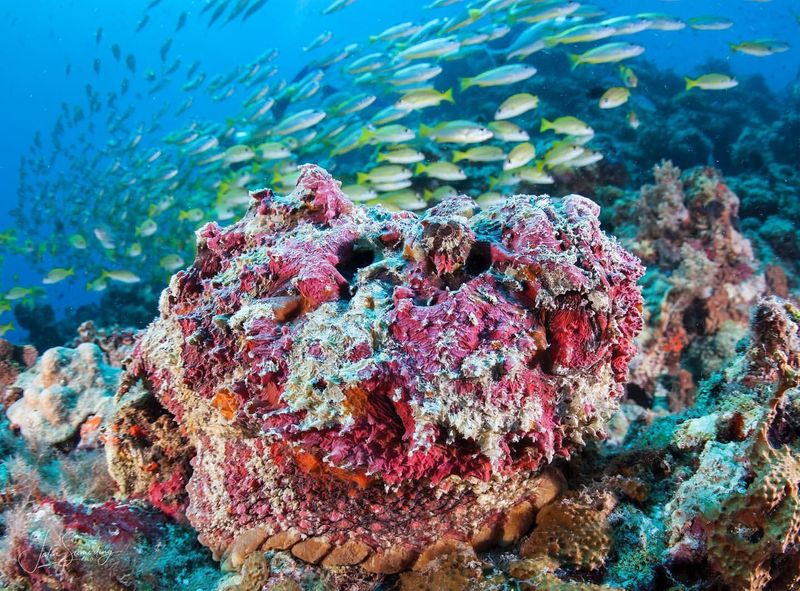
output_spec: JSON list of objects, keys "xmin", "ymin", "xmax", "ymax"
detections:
[{"xmin": 3, "ymin": 0, "xmax": 793, "ymax": 335}]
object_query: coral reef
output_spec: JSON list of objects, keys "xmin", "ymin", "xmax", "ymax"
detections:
[
  {"xmin": 0, "ymin": 344, "xmax": 221, "ymax": 590},
  {"xmin": 664, "ymin": 297, "xmax": 800, "ymax": 590},
  {"xmin": 1, "ymin": 162, "xmax": 797, "ymax": 591},
  {"xmin": 69, "ymin": 321, "xmax": 137, "ymax": 368},
  {"xmin": 105, "ymin": 383, "xmax": 194, "ymax": 519},
  {"xmin": 6, "ymin": 343, "xmax": 119, "ymax": 449},
  {"xmin": 0, "ymin": 339, "xmax": 37, "ymax": 409},
  {"xmin": 619, "ymin": 162, "xmax": 767, "ymax": 409},
  {"xmin": 118, "ymin": 164, "xmax": 643, "ymax": 572},
  {"xmin": 0, "ymin": 498, "xmax": 218, "ymax": 591},
  {"xmin": 388, "ymin": 295, "xmax": 800, "ymax": 591}
]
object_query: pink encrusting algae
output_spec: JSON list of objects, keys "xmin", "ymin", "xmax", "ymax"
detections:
[{"xmin": 118, "ymin": 164, "xmax": 644, "ymax": 571}]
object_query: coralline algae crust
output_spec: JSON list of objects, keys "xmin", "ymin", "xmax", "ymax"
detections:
[{"xmin": 118, "ymin": 164, "xmax": 643, "ymax": 570}]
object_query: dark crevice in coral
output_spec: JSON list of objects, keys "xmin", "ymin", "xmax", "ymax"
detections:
[
  {"xmin": 682, "ymin": 297, "xmax": 708, "ymax": 336},
  {"xmin": 664, "ymin": 557, "xmax": 723, "ymax": 588},
  {"xmin": 337, "ymin": 242, "xmax": 378, "ymax": 285},
  {"xmin": 53, "ymin": 428, "xmax": 83, "ymax": 454},
  {"xmin": 767, "ymin": 548, "xmax": 800, "ymax": 591},
  {"xmin": 767, "ymin": 404, "xmax": 800, "ymax": 449},
  {"xmin": 703, "ymin": 199, "xmax": 725, "ymax": 221},
  {"xmin": 337, "ymin": 241, "xmax": 379, "ymax": 301},
  {"xmin": 718, "ymin": 412, "xmax": 746, "ymax": 443},
  {"xmin": 464, "ymin": 240, "xmax": 493, "ymax": 277},
  {"xmin": 625, "ymin": 383, "xmax": 653, "ymax": 408}
]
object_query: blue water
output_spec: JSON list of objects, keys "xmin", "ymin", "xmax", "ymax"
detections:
[{"xmin": 1, "ymin": 0, "xmax": 798, "ymax": 344}]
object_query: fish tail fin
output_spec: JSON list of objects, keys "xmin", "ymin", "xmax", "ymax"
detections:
[
  {"xmin": 356, "ymin": 172, "xmax": 369, "ymax": 185},
  {"xmin": 368, "ymin": 35, "xmax": 378, "ymax": 43},
  {"xmin": 423, "ymin": 189, "xmax": 432, "ymax": 202},
  {"xmin": 419, "ymin": 123, "xmax": 432, "ymax": 137},
  {"xmin": 178, "ymin": 210, "xmax": 188, "ymax": 221},
  {"xmin": 442, "ymin": 87, "xmax": 454, "ymax": 103},
  {"xmin": 459, "ymin": 77, "xmax": 472, "ymax": 92},
  {"xmin": 488, "ymin": 176, "xmax": 498, "ymax": 190},
  {"xmin": 568, "ymin": 53, "xmax": 581, "ymax": 70},
  {"xmin": 540, "ymin": 118, "xmax": 553, "ymax": 132},
  {"xmin": 414, "ymin": 163, "xmax": 426, "ymax": 175},
  {"xmin": 468, "ymin": 8, "xmax": 482, "ymax": 21},
  {"xmin": 684, "ymin": 77, "xmax": 696, "ymax": 90},
  {"xmin": 376, "ymin": 152, "xmax": 386, "ymax": 163},
  {"xmin": 729, "ymin": 43, "xmax": 739, "ymax": 53},
  {"xmin": 544, "ymin": 36, "xmax": 559, "ymax": 48},
  {"xmin": 453, "ymin": 150, "xmax": 466, "ymax": 163},
  {"xmin": 358, "ymin": 127, "xmax": 372, "ymax": 147}
]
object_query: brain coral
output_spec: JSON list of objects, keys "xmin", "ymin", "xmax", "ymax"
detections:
[{"xmin": 120, "ymin": 164, "xmax": 643, "ymax": 571}]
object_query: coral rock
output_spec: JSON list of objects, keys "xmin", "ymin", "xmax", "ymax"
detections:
[
  {"xmin": 121, "ymin": 165, "xmax": 643, "ymax": 568},
  {"xmin": 105, "ymin": 384, "xmax": 194, "ymax": 519},
  {"xmin": 509, "ymin": 556, "xmax": 623, "ymax": 590},
  {"xmin": 399, "ymin": 539, "xmax": 485, "ymax": 591},
  {"xmin": 0, "ymin": 338, "xmax": 37, "ymax": 408},
  {"xmin": 521, "ymin": 489, "xmax": 617, "ymax": 571},
  {"xmin": 6, "ymin": 343, "xmax": 118, "ymax": 447},
  {"xmin": 629, "ymin": 163, "xmax": 765, "ymax": 409},
  {"xmin": 665, "ymin": 297, "xmax": 800, "ymax": 591},
  {"xmin": 71, "ymin": 320, "xmax": 138, "ymax": 368}
]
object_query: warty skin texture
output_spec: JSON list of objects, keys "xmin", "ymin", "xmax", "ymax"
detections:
[{"xmin": 117, "ymin": 164, "xmax": 643, "ymax": 571}]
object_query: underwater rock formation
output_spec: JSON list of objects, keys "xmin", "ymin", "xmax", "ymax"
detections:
[
  {"xmin": 69, "ymin": 321, "xmax": 138, "ymax": 368},
  {"xmin": 0, "ymin": 339, "xmax": 37, "ymax": 409},
  {"xmin": 0, "ymin": 497, "xmax": 218, "ymax": 591},
  {"xmin": 116, "ymin": 164, "xmax": 644, "ymax": 572},
  {"xmin": 6, "ymin": 343, "xmax": 119, "ymax": 449},
  {"xmin": 663, "ymin": 297, "xmax": 800, "ymax": 590},
  {"xmin": 105, "ymin": 383, "xmax": 194, "ymax": 520},
  {"xmin": 626, "ymin": 162, "xmax": 766, "ymax": 409}
]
